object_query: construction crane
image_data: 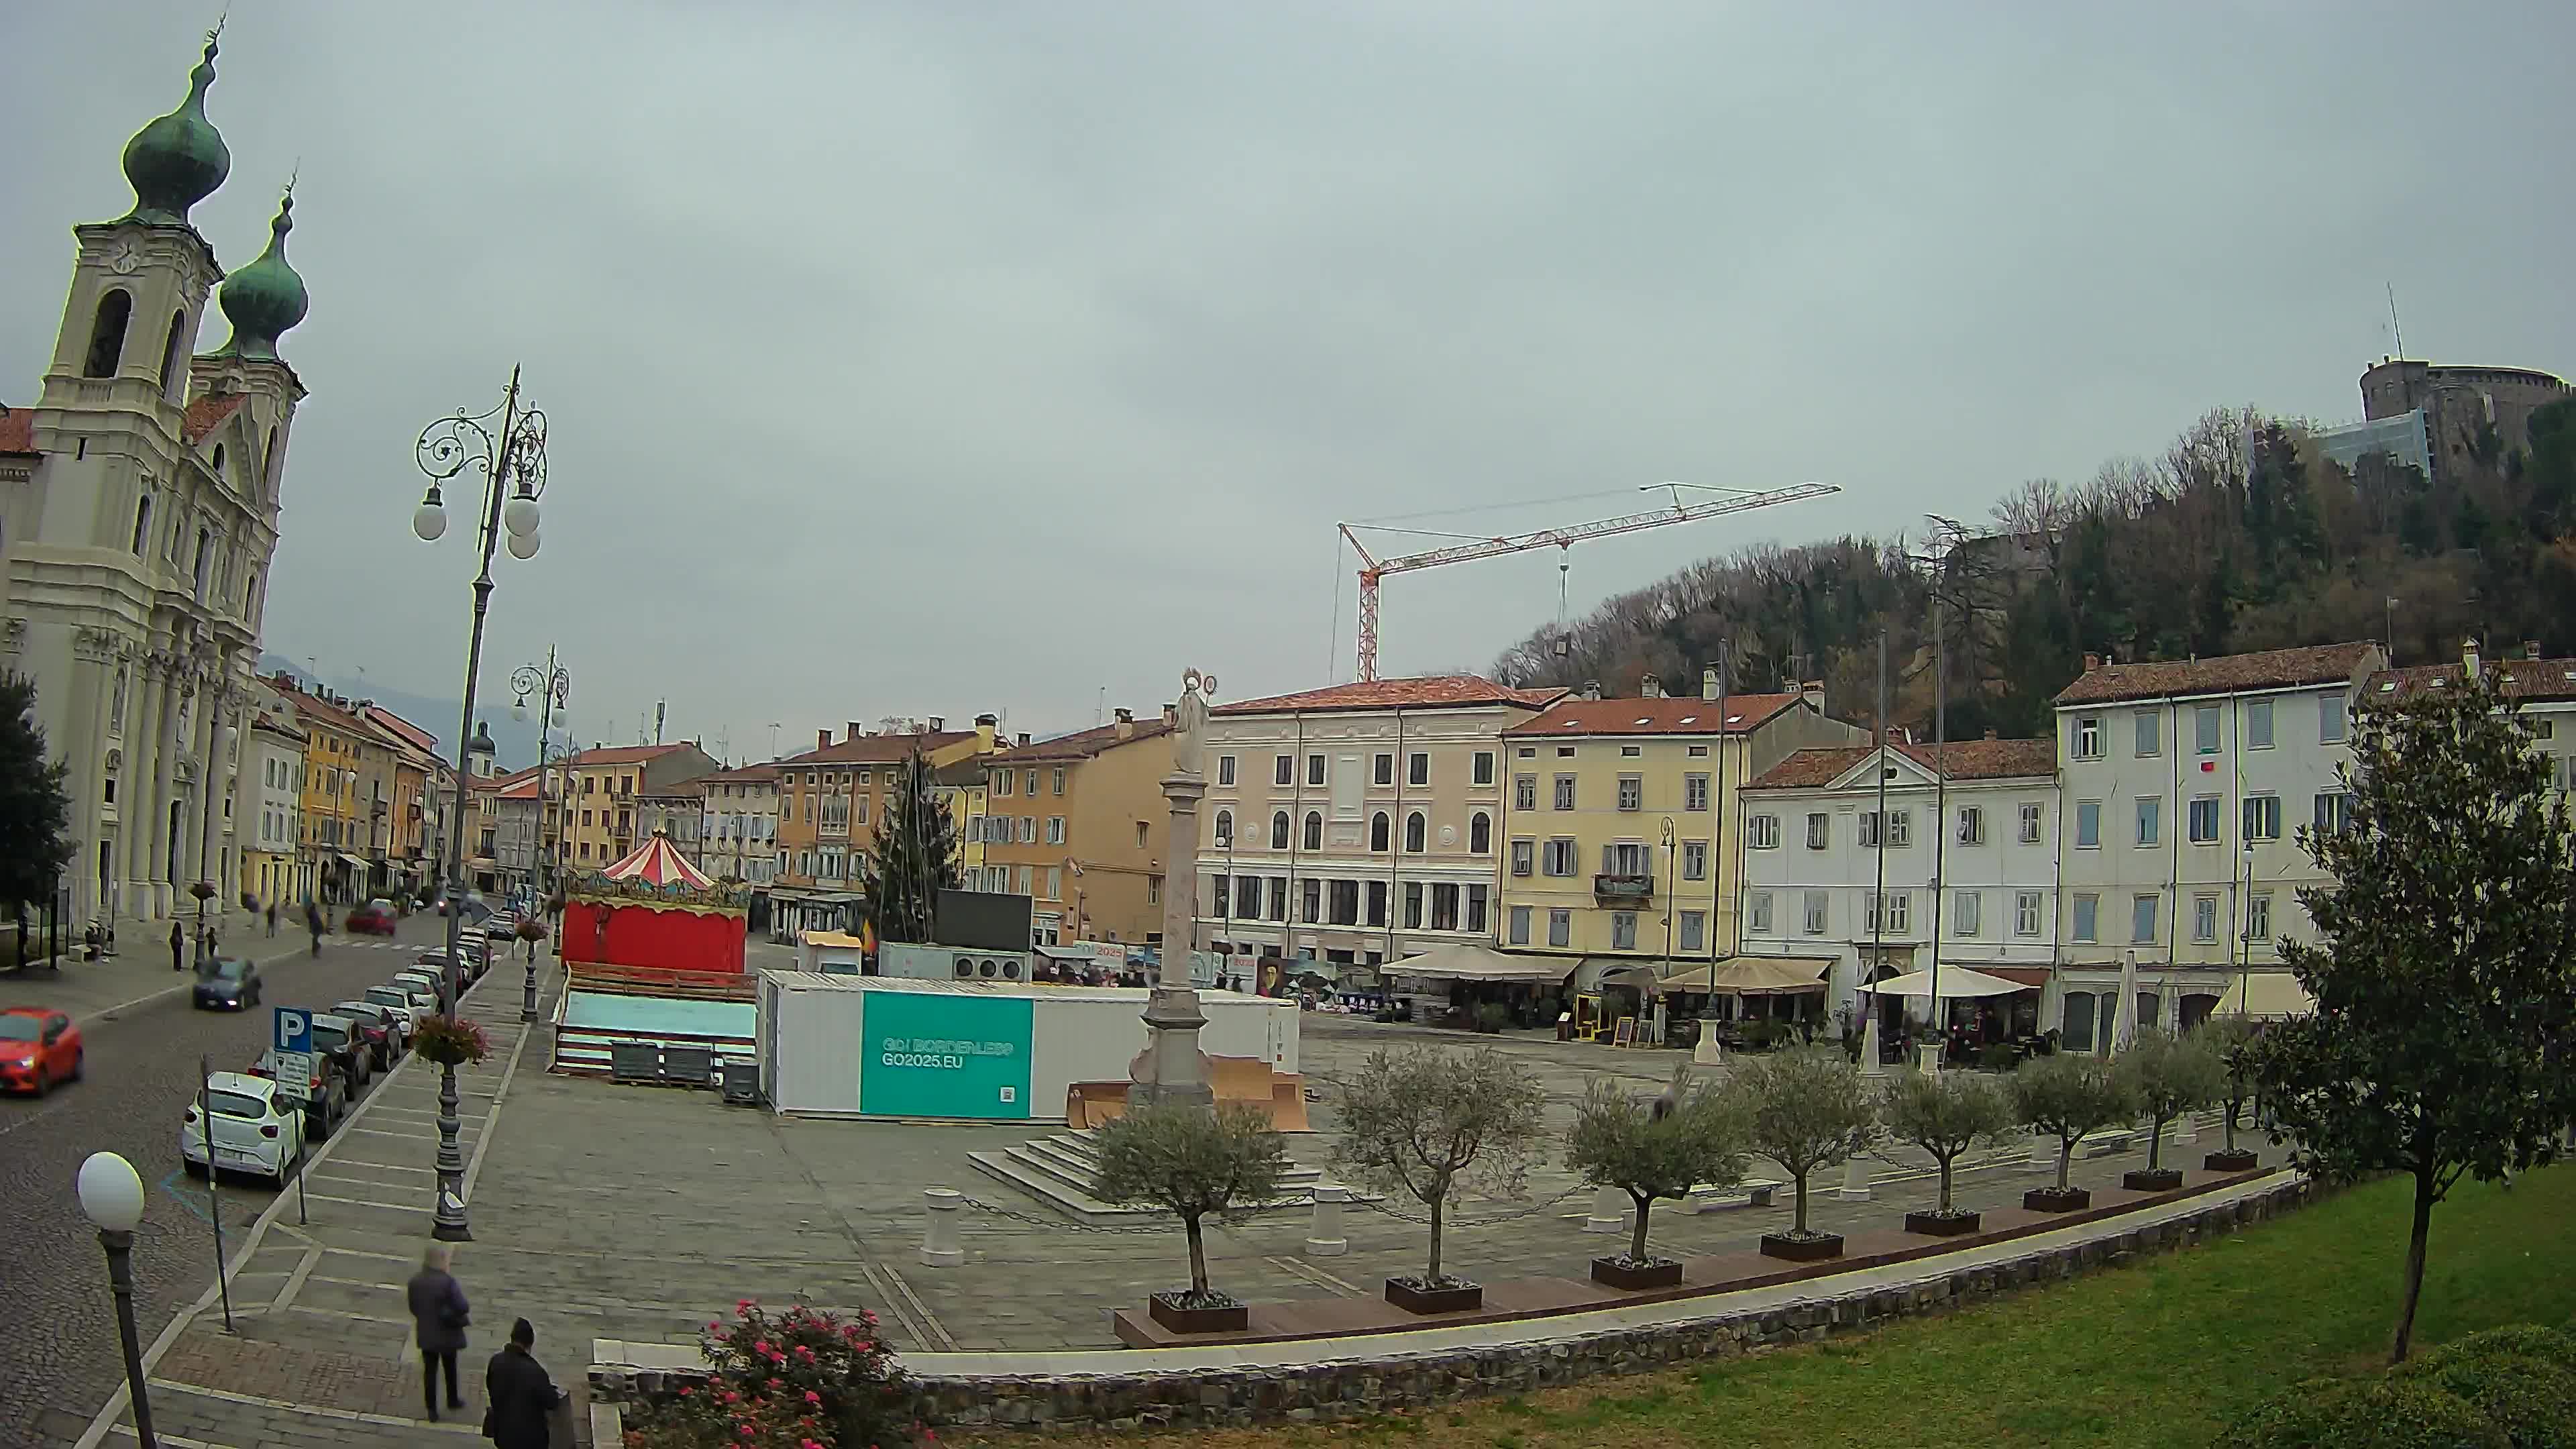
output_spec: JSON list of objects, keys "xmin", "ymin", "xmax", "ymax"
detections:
[{"xmin": 1338, "ymin": 480, "xmax": 1842, "ymax": 682}]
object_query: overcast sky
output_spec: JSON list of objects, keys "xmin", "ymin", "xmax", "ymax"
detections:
[{"xmin": 7, "ymin": 3, "xmax": 2572, "ymax": 763}]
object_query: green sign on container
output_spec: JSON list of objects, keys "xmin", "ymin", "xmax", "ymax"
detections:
[{"xmin": 860, "ymin": 989, "xmax": 1034, "ymax": 1120}]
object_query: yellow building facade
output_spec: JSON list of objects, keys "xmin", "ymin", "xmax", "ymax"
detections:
[
  {"xmin": 280, "ymin": 683, "xmax": 370, "ymax": 904},
  {"xmin": 980, "ymin": 710, "xmax": 1173, "ymax": 946},
  {"xmin": 1497, "ymin": 676, "xmax": 1862, "ymax": 986}
]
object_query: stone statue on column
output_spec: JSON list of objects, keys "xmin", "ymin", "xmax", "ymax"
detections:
[{"xmin": 1130, "ymin": 667, "xmax": 1218, "ymax": 1112}]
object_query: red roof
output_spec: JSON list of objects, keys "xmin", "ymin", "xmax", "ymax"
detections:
[
  {"xmin": 696, "ymin": 763, "xmax": 782, "ymax": 784},
  {"xmin": 1216, "ymin": 676, "xmax": 1566, "ymax": 716},
  {"xmin": 774, "ymin": 731, "xmax": 975, "ymax": 767},
  {"xmin": 2369, "ymin": 658, "xmax": 2576, "ymax": 704},
  {"xmin": 1504, "ymin": 694, "xmax": 1804, "ymax": 737},
  {"xmin": 359, "ymin": 704, "xmax": 441, "ymax": 760},
  {"xmin": 1749, "ymin": 737, "xmax": 2057, "ymax": 790},
  {"xmin": 0, "ymin": 406, "xmax": 34, "ymax": 456},
  {"xmin": 2055, "ymin": 643, "xmax": 2378, "ymax": 706},
  {"xmin": 999, "ymin": 718, "xmax": 1173, "ymax": 763},
  {"xmin": 570, "ymin": 743, "xmax": 691, "ymax": 767},
  {"xmin": 182, "ymin": 393, "xmax": 246, "ymax": 445}
]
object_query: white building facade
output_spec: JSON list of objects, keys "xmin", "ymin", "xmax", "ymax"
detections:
[
  {"xmin": 241, "ymin": 692, "xmax": 304, "ymax": 908},
  {"xmin": 1191, "ymin": 676, "xmax": 1563, "ymax": 971},
  {"xmin": 2, "ymin": 36, "xmax": 309, "ymax": 926},
  {"xmin": 1739, "ymin": 738, "xmax": 2061, "ymax": 1034},
  {"xmin": 697, "ymin": 765, "xmax": 782, "ymax": 885},
  {"xmin": 2051, "ymin": 643, "xmax": 2383, "ymax": 1047}
]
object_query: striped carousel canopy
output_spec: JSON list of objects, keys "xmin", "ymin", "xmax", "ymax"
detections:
[{"xmin": 597, "ymin": 831, "xmax": 713, "ymax": 890}]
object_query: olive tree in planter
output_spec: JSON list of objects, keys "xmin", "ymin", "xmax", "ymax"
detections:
[
  {"xmin": 2008, "ymin": 1051, "xmax": 2133, "ymax": 1212},
  {"xmin": 2112, "ymin": 1027, "xmax": 2226, "ymax": 1191},
  {"xmin": 1331, "ymin": 1046, "xmax": 1548, "ymax": 1313},
  {"xmin": 2196, "ymin": 1016, "xmax": 2262, "ymax": 1172},
  {"xmin": 1091, "ymin": 1102, "xmax": 1290, "ymax": 1334},
  {"xmin": 1882, "ymin": 1067, "xmax": 2017, "ymax": 1236},
  {"xmin": 1566, "ymin": 1067, "xmax": 1749, "ymax": 1289},
  {"xmin": 1731, "ymin": 1047, "xmax": 1881, "ymax": 1262}
]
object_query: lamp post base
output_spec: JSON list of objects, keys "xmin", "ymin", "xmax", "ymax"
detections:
[
  {"xmin": 431, "ymin": 1061, "xmax": 472, "ymax": 1240},
  {"xmin": 99, "ymin": 1228, "xmax": 158, "ymax": 1448}
]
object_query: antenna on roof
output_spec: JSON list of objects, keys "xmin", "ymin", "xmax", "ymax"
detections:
[{"xmin": 2386, "ymin": 282, "xmax": 2405, "ymax": 360}]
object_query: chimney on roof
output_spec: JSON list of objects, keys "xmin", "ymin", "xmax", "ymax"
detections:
[
  {"xmin": 2527, "ymin": 641, "xmax": 2544, "ymax": 661},
  {"xmin": 1701, "ymin": 667, "xmax": 1721, "ymax": 702},
  {"xmin": 1580, "ymin": 680, "xmax": 1603, "ymax": 702},
  {"xmin": 2463, "ymin": 637, "xmax": 2482, "ymax": 678},
  {"xmin": 847, "ymin": 720, "xmax": 865, "ymax": 741},
  {"xmin": 1162, "ymin": 702, "xmax": 1177, "ymax": 728},
  {"xmin": 817, "ymin": 728, "xmax": 831, "ymax": 751},
  {"xmin": 974, "ymin": 714, "xmax": 997, "ymax": 751},
  {"xmin": 1640, "ymin": 673, "xmax": 1663, "ymax": 698},
  {"xmin": 1016, "ymin": 732, "xmax": 1032, "ymax": 747},
  {"xmin": 928, "ymin": 716, "xmax": 945, "ymax": 732},
  {"xmin": 2083, "ymin": 652, "xmax": 2101, "ymax": 672},
  {"xmin": 1114, "ymin": 707, "xmax": 1134, "ymax": 739},
  {"xmin": 1801, "ymin": 680, "xmax": 1826, "ymax": 715},
  {"xmin": 1984, "ymin": 728, "xmax": 1998, "ymax": 741}
]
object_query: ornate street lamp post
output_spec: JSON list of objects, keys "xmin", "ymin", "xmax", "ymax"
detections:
[
  {"xmin": 512, "ymin": 652, "xmax": 570, "ymax": 1024},
  {"xmin": 77, "ymin": 1152, "xmax": 156, "ymax": 1449},
  {"xmin": 411, "ymin": 367, "xmax": 550, "ymax": 1242}
]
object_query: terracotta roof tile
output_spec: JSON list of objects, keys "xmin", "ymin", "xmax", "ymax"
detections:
[
  {"xmin": 2368, "ymin": 658, "xmax": 2576, "ymax": 704},
  {"xmin": 2053, "ymin": 643, "xmax": 2379, "ymax": 706},
  {"xmin": 773, "ymin": 731, "xmax": 975, "ymax": 767},
  {"xmin": 0, "ymin": 405, "xmax": 35, "ymax": 455},
  {"xmin": 1503, "ymin": 694, "xmax": 1804, "ymax": 737},
  {"xmin": 569, "ymin": 743, "xmax": 691, "ymax": 767},
  {"xmin": 696, "ymin": 763, "xmax": 783, "ymax": 784},
  {"xmin": 1215, "ymin": 676, "xmax": 1566, "ymax": 716},
  {"xmin": 997, "ymin": 718, "xmax": 1173, "ymax": 762},
  {"xmin": 1748, "ymin": 737, "xmax": 2056, "ymax": 790},
  {"xmin": 181, "ymin": 392, "xmax": 246, "ymax": 445}
]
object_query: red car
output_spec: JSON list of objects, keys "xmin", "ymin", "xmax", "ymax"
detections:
[
  {"xmin": 345, "ymin": 903, "xmax": 398, "ymax": 936},
  {"xmin": 0, "ymin": 1008, "xmax": 83, "ymax": 1095}
]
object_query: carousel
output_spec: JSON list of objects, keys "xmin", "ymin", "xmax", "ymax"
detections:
[
  {"xmin": 551, "ymin": 831, "xmax": 757, "ymax": 1081},
  {"xmin": 560, "ymin": 830, "xmax": 749, "ymax": 975}
]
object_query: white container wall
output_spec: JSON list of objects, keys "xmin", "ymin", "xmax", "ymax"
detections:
[{"xmin": 756, "ymin": 972, "xmax": 1299, "ymax": 1121}]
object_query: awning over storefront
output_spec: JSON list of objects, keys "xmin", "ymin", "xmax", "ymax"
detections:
[
  {"xmin": 335, "ymin": 853, "xmax": 369, "ymax": 871},
  {"xmin": 1862, "ymin": 966, "xmax": 2025, "ymax": 999},
  {"xmin": 1389, "ymin": 943, "xmax": 1577, "ymax": 984},
  {"xmin": 2216, "ymin": 969, "xmax": 2315, "ymax": 1019},
  {"xmin": 1974, "ymin": 966, "xmax": 2053, "ymax": 989},
  {"xmin": 1604, "ymin": 956, "xmax": 1832, "ymax": 995}
]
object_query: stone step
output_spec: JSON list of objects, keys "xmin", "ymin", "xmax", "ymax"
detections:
[{"xmin": 967, "ymin": 1126, "xmax": 1340, "ymax": 1226}]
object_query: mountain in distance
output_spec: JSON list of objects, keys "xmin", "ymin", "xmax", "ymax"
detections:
[{"xmin": 256, "ymin": 654, "xmax": 565, "ymax": 771}]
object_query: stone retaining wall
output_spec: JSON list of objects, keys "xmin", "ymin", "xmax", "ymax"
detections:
[{"xmin": 594, "ymin": 1177, "xmax": 2310, "ymax": 1433}]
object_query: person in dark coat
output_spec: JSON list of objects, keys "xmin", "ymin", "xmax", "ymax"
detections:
[
  {"xmin": 168, "ymin": 921, "xmax": 184, "ymax": 972},
  {"xmin": 484, "ymin": 1317, "xmax": 566, "ymax": 1449},
  {"xmin": 405, "ymin": 1244, "xmax": 470, "ymax": 1421}
]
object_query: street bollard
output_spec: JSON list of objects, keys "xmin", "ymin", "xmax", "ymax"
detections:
[
  {"xmin": 2027, "ymin": 1129, "xmax": 2055, "ymax": 1171},
  {"xmin": 919, "ymin": 1187, "xmax": 964, "ymax": 1268},
  {"xmin": 1304, "ymin": 1184, "xmax": 1349, "ymax": 1257},
  {"xmin": 2174, "ymin": 1111, "xmax": 2198, "ymax": 1146},
  {"xmin": 1833, "ymin": 1154, "xmax": 1873, "ymax": 1201},
  {"xmin": 1582, "ymin": 1185, "xmax": 1627, "ymax": 1234}
]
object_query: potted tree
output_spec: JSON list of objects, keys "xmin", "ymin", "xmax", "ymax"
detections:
[
  {"xmin": 2008, "ymin": 1051, "xmax": 2133, "ymax": 1212},
  {"xmin": 1731, "ymin": 1047, "xmax": 1880, "ymax": 1261},
  {"xmin": 2197, "ymin": 1016, "xmax": 2262, "ymax": 1172},
  {"xmin": 1883, "ymin": 1067, "xmax": 2017, "ymax": 1236},
  {"xmin": 1566, "ymin": 1067, "xmax": 1749, "ymax": 1289},
  {"xmin": 1331, "ymin": 1046, "xmax": 1547, "ymax": 1313},
  {"xmin": 2113, "ymin": 1027, "xmax": 2225, "ymax": 1191},
  {"xmin": 1091, "ymin": 1102, "xmax": 1290, "ymax": 1334}
]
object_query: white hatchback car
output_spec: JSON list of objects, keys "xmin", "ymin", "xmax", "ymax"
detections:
[{"xmin": 180, "ymin": 1071, "xmax": 306, "ymax": 1187}]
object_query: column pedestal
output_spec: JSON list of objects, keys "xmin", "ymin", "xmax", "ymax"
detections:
[{"xmin": 1130, "ymin": 769, "xmax": 1213, "ymax": 1112}]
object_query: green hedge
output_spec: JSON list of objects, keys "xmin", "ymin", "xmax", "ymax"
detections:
[{"xmin": 2226, "ymin": 1324, "xmax": 2576, "ymax": 1448}]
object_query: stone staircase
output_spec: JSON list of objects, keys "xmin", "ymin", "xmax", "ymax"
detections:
[{"xmin": 967, "ymin": 1129, "xmax": 1337, "ymax": 1226}]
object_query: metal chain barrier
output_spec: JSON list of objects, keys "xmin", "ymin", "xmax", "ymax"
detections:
[
  {"xmin": 953, "ymin": 1193, "xmax": 1179, "ymax": 1234},
  {"xmin": 1345, "ymin": 1183, "xmax": 1587, "ymax": 1228}
]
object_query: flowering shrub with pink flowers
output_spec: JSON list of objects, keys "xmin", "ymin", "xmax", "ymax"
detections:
[{"xmin": 624, "ymin": 1300, "xmax": 908, "ymax": 1449}]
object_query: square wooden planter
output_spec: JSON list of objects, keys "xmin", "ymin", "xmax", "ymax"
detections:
[
  {"xmin": 1591, "ymin": 1255, "xmax": 1684, "ymax": 1290},
  {"xmin": 2203, "ymin": 1148, "xmax": 2259, "ymax": 1173},
  {"xmin": 2023, "ymin": 1185, "xmax": 2092, "ymax": 1213},
  {"xmin": 1758, "ymin": 1232, "xmax": 1845, "ymax": 1263},
  {"xmin": 1146, "ymin": 1292, "xmax": 1248, "ymax": 1335},
  {"xmin": 2123, "ymin": 1167, "xmax": 2185, "ymax": 1192},
  {"xmin": 1904, "ymin": 1210, "xmax": 1982, "ymax": 1237},
  {"xmin": 1384, "ymin": 1277, "xmax": 1483, "ymax": 1315}
]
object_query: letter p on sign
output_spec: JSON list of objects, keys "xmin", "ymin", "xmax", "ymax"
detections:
[{"xmin": 274, "ymin": 1008, "xmax": 311, "ymax": 1055}]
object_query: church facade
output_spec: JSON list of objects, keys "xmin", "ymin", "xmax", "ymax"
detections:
[{"xmin": 0, "ymin": 31, "xmax": 311, "ymax": 926}]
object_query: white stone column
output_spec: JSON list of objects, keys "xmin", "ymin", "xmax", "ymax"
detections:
[
  {"xmin": 1130, "ymin": 765, "xmax": 1213, "ymax": 1111},
  {"xmin": 121, "ymin": 663, "xmax": 161, "ymax": 908},
  {"xmin": 1304, "ymin": 1184, "xmax": 1349, "ymax": 1256},
  {"xmin": 918, "ymin": 1187, "xmax": 963, "ymax": 1267},
  {"xmin": 1834, "ymin": 1154, "xmax": 1873, "ymax": 1200}
]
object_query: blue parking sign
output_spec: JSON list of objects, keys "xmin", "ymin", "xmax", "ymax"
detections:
[{"xmin": 273, "ymin": 1007, "xmax": 311, "ymax": 1055}]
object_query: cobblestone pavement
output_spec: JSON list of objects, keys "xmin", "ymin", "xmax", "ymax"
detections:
[
  {"xmin": 0, "ymin": 910, "xmax": 478, "ymax": 1447},
  {"xmin": 61, "ymin": 975, "xmax": 2282, "ymax": 1447}
]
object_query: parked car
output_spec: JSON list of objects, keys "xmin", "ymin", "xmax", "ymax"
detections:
[
  {"xmin": 345, "ymin": 902, "xmax": 398, "ymax": 936},
  {"xmin": 307, "ymin": 1012, "xmax": 372, "ymax": 1091},
  {"xmin": 415, "ymin": 948, "xmax": 482, "ymax": 983},
  {"xmin": 332, "ymin": 1000, "xmax": 405, "ymax": 1068},
  {"xmin": 0, "ymin": 1008, "xmax": 82, "ymax": 1095},
  {"xmin": 360, "ymin": 985, "xmax": 427, "ymax": 1036},
  {"xmin": 248, "ymin": 1048, "xmax": 347, "ymax": 1140},
  {"xmin": 385, "ymin": 978, "xmax": 441, "ymax": 1020},
  {"xmin": 392, "ymin": 969, "xmax": 447, "ymax": 1004},
  {"xmin": 181, "ymin": 1071, "xmax": 306, "ymax": 1187},
  {"xmin": 193, "ymin": 957, "xmax": 263, "ymax": 1010}
]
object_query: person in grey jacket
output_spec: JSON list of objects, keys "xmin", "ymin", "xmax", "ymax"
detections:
[{"xmin": 405, "ymin": 1243, "xmax": 470, "ymax": 1421}]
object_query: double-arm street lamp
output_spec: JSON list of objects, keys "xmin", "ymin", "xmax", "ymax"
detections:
[
  {"xmin": 512, "ymin": 651, "xmax": 570, "ymax": 1023},
  {"xmin": 411, "ymin": 366, "xmax": 551, "ymax": 1242}
]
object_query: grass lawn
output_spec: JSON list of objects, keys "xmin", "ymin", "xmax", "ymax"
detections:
[{"xmin": 992, "ymin": 1165, "xmax": 2575, "ymax": 1449}]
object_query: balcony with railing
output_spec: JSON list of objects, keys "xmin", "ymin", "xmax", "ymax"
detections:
[{"xmin": 1593, "ymin": 873, "xmax": 1654, "ymax": 904}]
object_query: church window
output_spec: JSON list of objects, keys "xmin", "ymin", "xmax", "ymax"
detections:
[
  {"xmin": 84, "ymin": 290, "xmax": 131, "ymax": 378},
  {"xmin": 211, "ymin": 443, "xmax": 225, "ymax": 478},
  {"xmin": 129, "ymin": 495, "xmax": 152, "ymax": 555},
  {"xmin": 193, "ymin": 527, "xmax": 212, "ymax": 598},
  {"xmin": 157, "ymin": 311, "xmax": 186, "ymax": 396}
]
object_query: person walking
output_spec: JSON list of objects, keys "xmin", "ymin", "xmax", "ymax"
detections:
[
  {"xmin": 168, "ymin": 920, "xmax": 184, "ymax": 973},
  {"xmin": 405, "ymin": 1244, "xmax": 470, "ymax": 1421},
  {"xmin": 482, "ymin": 1317, "xmax": 568, "ymax": 1448},
  {"xmin": 306, "ymin": 900, "xmax": 325, "ymax": 959},
  {"xmin": 266, "ymin": 901, "xmax": 278, "ymax": 936}
]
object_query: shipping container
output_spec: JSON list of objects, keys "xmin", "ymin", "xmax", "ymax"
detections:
[{"xmin": 757, "ymin": 972, "xmax": 1299, "ymax": 1121}]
